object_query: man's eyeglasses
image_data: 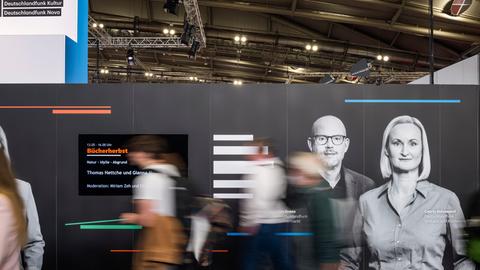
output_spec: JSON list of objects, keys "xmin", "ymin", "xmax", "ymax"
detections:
[{"xmin": 310, "ymin": 135, "xmax": 346, "ymax": 145}]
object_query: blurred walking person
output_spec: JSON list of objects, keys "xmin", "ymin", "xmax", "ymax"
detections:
[
  {"xmin": 0, "ymin": 147, "xmax": 26, "ymax": 270},
  {"xmin": 121, "ymin": 135, "xmax": 187, "ymax": 270},
  {"xmin": 239, "ymin": 138, "xmax": 293, "ymax": 270},
  {"xmin": 287, "ymin": 152, "xmax": 339, "ymax": 270}
]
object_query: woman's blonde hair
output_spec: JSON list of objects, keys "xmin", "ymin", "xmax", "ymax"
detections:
[
  {"xmin": 380, "ymin": 115, "xmax": 431, "ymax": 180},
  {"xmin": 0, "ymin": 150, "xmax": 26, "ymax": 246}
]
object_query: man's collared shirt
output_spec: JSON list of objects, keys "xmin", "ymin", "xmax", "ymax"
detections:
[{"xmin": 341, "ymin": 180, "xmax": 474, "ymax": 270}]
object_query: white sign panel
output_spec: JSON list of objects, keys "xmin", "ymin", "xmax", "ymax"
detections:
[{"xmin": 0, "ymin": 0, "xmax": 78, "ymax": 41}]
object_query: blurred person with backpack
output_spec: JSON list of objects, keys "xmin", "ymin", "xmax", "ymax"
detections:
[
  {"xmin": 121, "ymin": 135, "xmax": 189, "ymax": 270},
  {"xmin": 0, "ymin": 145, "xmax": 26, "ymax": 270}
]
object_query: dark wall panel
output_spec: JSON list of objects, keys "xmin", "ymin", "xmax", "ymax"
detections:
[{"xmin": 0, "ymin": 84, "xmax": 476, "ymax": 270}]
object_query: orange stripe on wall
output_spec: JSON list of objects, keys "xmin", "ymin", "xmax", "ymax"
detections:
[
  {"xmin": 0, "ymin": 106, "xmax": 111, "ymax": 109},
  {"xmin": 52, "ymin": 110, "xmax": 111, "ymax": 115}
]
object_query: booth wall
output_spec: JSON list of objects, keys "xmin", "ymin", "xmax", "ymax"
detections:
[{"xmin": 0, "ymin": 84, "xmax": 477, "ymax": 269}]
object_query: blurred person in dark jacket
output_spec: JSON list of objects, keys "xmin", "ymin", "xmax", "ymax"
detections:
[
  {"xmin": 287, "ymin": 152, "xmax": 339, "ymax": 270},
  {"xmin": 466, "ymin": 190, "xmax": 480, "ymax": 267}
]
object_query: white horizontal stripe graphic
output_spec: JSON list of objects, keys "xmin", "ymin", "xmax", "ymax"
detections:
[
  {"xmin": 213, "ymin": 180, "xmax": 254, "ymax": 188},
  {"xmin": 213, "ymin": 160, "xmax": 274, "ymax": 174},
  {"xmin": 213, "ymin": 161, "xmax": 252, "ymax": 174},
  {"xmin": 213, "ymin": 134, "xmax": 254, "ymax": 141},
  {"xmin": 213, "ymin": 146, "xmax": 268, "ymax": 155},
  {"xmin": 213, "ymin": 193, "xmax": 253, "ymax": 199}
]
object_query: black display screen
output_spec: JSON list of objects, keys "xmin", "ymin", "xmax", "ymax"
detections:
[{"xmin": 78, "ymin": 134, "xmax": 188, "ymax": 195}]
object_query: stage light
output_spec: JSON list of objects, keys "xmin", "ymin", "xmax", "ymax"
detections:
[
  {"xmin": 240, "ymin": 36, "xmax": 247, "ymax": 43},
  {"xmin": 181, "ymin": 21, "xmax": 196, "ymax": 45},
  {"xmin": 99, "ymin": 23, "xmax": 104, "ymax": 29},
  {"xmin": 163, "ymin": 0, "xmax": 179, "ymax": 15},
  {"xmin": 305, "ymin": 44, "xmax": 312, "ymax": 50},
  {"xmin": 169, "ymin": 29, "xmax": 175, "ymax": 35},
  {"xmin": 234, "ymin": 35, "xmax": 240, "ymax": 42},
  {"xmin": 233, "ymin": 80, "xmax": 243, "ymax": 85},
  {"xmin": 189, "ymin": 76, "xmax": 194, "ymax": 80},
  {"xmin": 92, "ymin": 23, "xmax": 98, "ymax": 28},
  {"xmin": 163, "ymin": 28, "xmax": 169, "ymax": 34},
  {"xmin": 383, "ymin": 55, "xmax": 390, "ymax": 62},
  {"xmin": 126, "ymin": 48, "xmax": 135, "ymax": 66},
  {"xmin": 376, "ymin": 54, "xmax": 383, "ymax": 61},
  {"xmin": 312, "ymin": 45, "xmax": 318, "ymax": 51},
  {"xmin": 188, "ymin": 40, "xmax": 201, "ymax": 59}
]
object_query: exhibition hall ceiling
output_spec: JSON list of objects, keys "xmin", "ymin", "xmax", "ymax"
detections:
[{"xmin": 88, "ymin": 0, "xmax": 480, "ymax": 84}]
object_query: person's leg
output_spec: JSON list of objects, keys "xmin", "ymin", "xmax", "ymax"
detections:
[
  {"xmin": 242, "ymin": 226, "xmax": 263, "ymax": 270},
  {"xmin": 269, "ymin": 223, "xmax": 294, "ymax": 270}
]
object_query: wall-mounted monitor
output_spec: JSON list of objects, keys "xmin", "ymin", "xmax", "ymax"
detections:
[{"xmin": 78, "ymin": 134, "xmax": 188, "ymax": 195}]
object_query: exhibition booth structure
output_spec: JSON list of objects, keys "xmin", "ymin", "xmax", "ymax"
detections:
[
  {"xmin": 0, "ymin": 0, "xmax": 88, "ymax": 83},
  {"xmin": 0, "ymin": 84, "xmax": 477, "ymax": 269}
]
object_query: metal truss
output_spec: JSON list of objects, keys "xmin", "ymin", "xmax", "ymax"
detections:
[
  {"xmin": 88, "ymin": 37, "xmax": 187, "ymax": 48},
  {"xmin": 183, "ymin": 0, "xmax": 207, "ymax": 48},
  {"xmin": 88, "ymin": 16, "xmax": 110, "ymax": 46},
  {"xmin": 291, "ymin": 71, "xmax": 429, "ymax": 80},
  {"xmin": 89, "ymin": 15, "xmax": 150, "ymax": 71}
]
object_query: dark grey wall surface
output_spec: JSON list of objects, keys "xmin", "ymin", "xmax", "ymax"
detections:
[{"xmin": 0, "ymin": 84, "xmax": 477, "ymax": 270}]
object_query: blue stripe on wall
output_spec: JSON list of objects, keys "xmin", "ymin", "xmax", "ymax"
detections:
[
  {"xmin": 344, "ymin": 99, "xmax": 461, "ymax": 103},
  {"xmin": 65, "ymin": 0, "xmax": 88, "ymax": 83}
]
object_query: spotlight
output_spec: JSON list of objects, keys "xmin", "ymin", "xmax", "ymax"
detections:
[
  {"xmin": 163, "ymin": 28, "xmax": 169, "ymax": 34},
  {"xmin": 126, "ymin": 48, "xmax": 135, "ymax": 66},
  {"xmin": 105, "ymin": 69, "xmax": 109, "ymax": 74},
  {"xmin": 100, "ymin": 69, "xmax": 105, "ymax": 74},
  {"xmin": 92, "ymin": 23, "xmax": 98, "ymax": 28},
  {"xmin": 181, "ymin": 22, "xmax": 196, "ymax": 45},
  {"xmin": 305, "ymin": 44, "xmax": 312, "ymax": 50},
  {"xmin": 188, "ymin": 40, "xmax": 201, "ymax": 59},
  {"xmin": 169, "ymin": 29, "xmax": 175, "ymax": 35},
  {"xmin": 189, "ymin": 76, "xmax": 194, "ymax": 80},
  {"xmin": 376, "ymin": 54, "xmax": 383, "ymax": 61},
  {"xmin": 383, "ymin": 55, "xmax": 390, "ymax": 62},
  {"xmin": 163, "ymin": 0, "xmax": 179, "ymax": 15},
  {"xmin": 234, "ymin": 35, "xmax": 240, "ymax": 42},
  {"xmin": 145, "ymin": 72, "xmax": 153, "ymax": 77},
  {"xmin": 240, "ymin": 36, "xmax": 247, "ymax": 43},
  {"xmin": 312, "ymin": 45, "xmax": 318, "ymax": 52},
  {"xmin": 233, "ymin": 80, "xmax": 243, "ymax": 85},
  {"xmin": 194, "ymin": 77, "xmax": 198, "ymax": 81},
  {"xmin": 99, "ymin": 23, "xmax": 104, "ymax": 29}
]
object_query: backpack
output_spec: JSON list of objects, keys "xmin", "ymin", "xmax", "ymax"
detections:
[{"xmin": 146, "ymin": 168, "xmax": 194, "ymax": 243}]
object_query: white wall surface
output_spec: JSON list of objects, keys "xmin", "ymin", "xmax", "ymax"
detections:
[
  {"xmin": 0, "ymin": 35, "xmax": 65, "ymax": 83},
  {"xmin": 409, "ymin": 54, "xmax": 479, "ymax": 85}
]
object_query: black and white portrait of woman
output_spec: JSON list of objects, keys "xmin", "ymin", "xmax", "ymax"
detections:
[{"xmin": 340, "ymin": 115, "xmax": 475, "ymax": 270}]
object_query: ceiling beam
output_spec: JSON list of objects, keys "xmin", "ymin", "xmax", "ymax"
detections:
[
  {"xmin": 307, "ymin": 0, "xmax": 480, "ymax": 28},
  {"xmin": 197, "ymin": 0, "xmax": 480, "ymax": 43},
  {"xmin": 291, "ymin": 0, "xmax": 298, "ymax": 12},
  {"xmin": 390, "ymin": 32, "xmax": 400, "ymax": 47},
  {"xmin": 390, "ymin": 0, "xmax": 407, "ymax": 25}
]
